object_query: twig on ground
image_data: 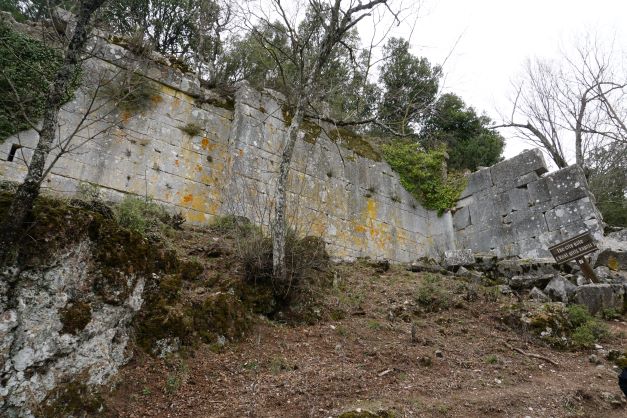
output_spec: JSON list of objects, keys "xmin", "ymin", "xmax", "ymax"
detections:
[{"xmin": 503, "ymin": 341, "xmax": 560, "ymax": 366}]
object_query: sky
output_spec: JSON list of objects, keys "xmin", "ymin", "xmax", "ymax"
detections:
[{"xmin": 363, "ymin": 0, "xmax": 627, "ymax": 161}]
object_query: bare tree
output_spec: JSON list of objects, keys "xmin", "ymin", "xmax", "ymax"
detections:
[
  {"xmin": 494, "ymin": 35, "xmax": 627, "ymax": 169},
  {"xmin": 239, "ymin": 0, "xmax": 401, "ymax": 280},
  {"xmin": 0, "ymin": 0, "xmax": 107, "ymax": 265}
]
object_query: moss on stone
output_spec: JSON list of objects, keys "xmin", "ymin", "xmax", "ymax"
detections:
[
  {"xmin": 40, "ymin": 380, "xmax": 107, "ymax": 418},
  {"xmin": 301, "ymin": 119, "xmax": 322, "ymax": 144},
  {"xmin": 59, "ymin": 301, "xmax": 92, "ymax": 335},
  {"xmin": 328, "ymin": 128, "xmax": 382, "ymax": 161}
]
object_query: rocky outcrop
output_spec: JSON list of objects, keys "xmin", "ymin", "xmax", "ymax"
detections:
[{"xmin": 0, "ymin": 245, "xmax": 145, "ymax": 417}]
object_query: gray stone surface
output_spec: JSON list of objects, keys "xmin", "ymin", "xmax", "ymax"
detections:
[
  {"xmin": 459, "ymin": 167, "xmax": 492, "ymax": 198},
  {"xmin": 442, "ymin": 249, "xmax": 474, "ymax": 268},
  {"xmin": 529, "ymin": 287, "xmax": 550, "ymax": 302},
  {"xmin": 543, "ymin": 275, "xmax": 577, "ymax": 303},
  {"xmin": 575, "ymin": 284, "xmax": 626, "ymax": 315}
]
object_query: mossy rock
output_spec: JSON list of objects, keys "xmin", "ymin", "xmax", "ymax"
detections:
[
  {"xmin": 193, "ymin": 292, "xmax": 251, "ymax": 343},
  {"xmin": 59, "ymin": 301, "xmax": 92, "ymax": 335}
]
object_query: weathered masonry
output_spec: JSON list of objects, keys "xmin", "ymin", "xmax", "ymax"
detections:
[
  {"xmin": 453, "ymin": 149, "xmax": 604, "ymax": 259},
  {"xmin": 0, "ymin": 29, "xmax": 605, "ymax": 262}
]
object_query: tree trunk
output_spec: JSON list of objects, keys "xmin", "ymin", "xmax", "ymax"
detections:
[
  {"xmin": 272, "ymin": 104, "xmax": 304, "ymax": 280},
  {"xmin": 0, "ymin": 0, "xmax": 105, "ymax": 265}
]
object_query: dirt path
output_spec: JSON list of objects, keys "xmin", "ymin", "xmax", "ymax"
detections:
[{"xmin": 104, "ymin": 263, "xmax": 627, "ymax": 418}]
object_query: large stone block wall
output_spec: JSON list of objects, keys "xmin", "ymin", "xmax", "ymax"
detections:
[
  {"xmin": 0, "ymin": 26, "xmax": 606, "ymax": 263},
  {"xmin": 453, "ymin": 149, "xmax": 604, "ymax": 258},
  {"xmin": 0, "ymin": 34, "xmax": 454, "ymax": 262}
]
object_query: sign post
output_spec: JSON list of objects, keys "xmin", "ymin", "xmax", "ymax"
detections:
[{"xmin": 548, "ymin": 232, "xmax": 599, "ymax": 283}]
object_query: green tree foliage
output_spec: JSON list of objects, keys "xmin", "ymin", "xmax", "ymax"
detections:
[
  {"xmin": 377, "ymin": 37, "xmax": 441, "ymax": 135},
  {"xmin": 1, "ymin": 0, "xmax": 79, "ymax": 21},
  {"xmin": 587, "ymin": 142, "xmax": 627, "ymax": 226},
  {"xmin": 382, "ymin": 141, "xmax": 466, "ymax": 213},
  {"xmin": 224, "ymin": 11, "xmax": 378, "ymax": 122},
  {"xmin": 0, "ymin": 19, "xmax": 77, "ymax": 140},
  {"xmin": 99, "ymin": 0, "xmax": 228, "ymax": 78},
  {"xmin": 421, "ymin": 93, "xmax": 504, "ymax": 171}
]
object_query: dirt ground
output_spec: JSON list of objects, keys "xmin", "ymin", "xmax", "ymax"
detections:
[{"xmin": 102, "ymin": 250, "xmax": 627, "ymax": 418}]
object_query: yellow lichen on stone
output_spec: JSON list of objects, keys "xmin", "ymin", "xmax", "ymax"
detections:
[{"xmin": 607, "ymin": 256, "xmax": 619, "ymax": 271}]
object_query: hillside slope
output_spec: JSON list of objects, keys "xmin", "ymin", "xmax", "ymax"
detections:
[{"xmin": 101, "ymin": 228, "xmax": 627, "ymax": 418}]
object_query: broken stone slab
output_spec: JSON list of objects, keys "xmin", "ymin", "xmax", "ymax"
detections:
[
  {"xmin": 509, "ymin": 274, "xmax": 553, "ymax": 290},
  {"xmin": 574, "ymin": 284, "xmax": 626, "ymax": 315},
  {"xmin": 543, "ymin": 275, "xmax": 577, "ymax": 303},
  {"xmin": 442, "ymin": 249, "xmax": 474, "ymax": 268},
  {"xmin": 529, "ymin": 287, "xmax": 550, "ymax": 302}
]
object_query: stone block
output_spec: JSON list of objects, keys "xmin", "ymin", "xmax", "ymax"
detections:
[
  {"xmin": 442, "ymin": 249, "xmax": 474, "ymax": 268},
  {"xmin": 452, "ymin": 206, "xmax": 470, "ymax": 230},
  {"xmin": 490, "ymin": 149, "xmax": 548, "ymax": 187},
  {"xmin": 511, "ymin": 211, "xmax": 547, "ymax": 240},
  {"xmin": 575, "ymin": 284, "xmax": 625, "ymax": 315},
  {"xmin": 527, "ymin": 178, "xmax": 552, "ymax": 206},
  {"xmin": 459, "ymin": 167, "xmax": 492, "ymax": 198},
  {"xmin": 529, "ymin": 287, "xmax": 550, "ymax": 302},
  {"xmin": 545, "ymin": 197, "xmax": 597, "ymax": 231},
  {"xmin": 546, "ymin": 165, "xmax": 590, "ymax": 206},
  {"xmin": 468, "ymin": 191, "xmax": 509, "ymax": 226},
  {"xmin": 506, "ymin": 188, "xmax": 531, "ymax": 212}
]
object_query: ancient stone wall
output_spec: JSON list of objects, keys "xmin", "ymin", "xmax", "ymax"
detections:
[
  {"xmin": 453, "ymin": 149, "xmax": 605, "ymax": 258},
  {"xmin": 0, "ymin": 33, "xmax": 454, "ymax": 262},
  {"xmin": 0, "ymin": 27, "xmax": 607, "ymax": 263}
]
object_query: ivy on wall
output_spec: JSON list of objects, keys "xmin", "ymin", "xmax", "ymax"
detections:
[
  {"xmin": 382, "ymin": 141, "xmax": 466, "ymax": 214},
  {"xmin": 0, "ymin": 20, "xmax": 79, "ymax": 141}
]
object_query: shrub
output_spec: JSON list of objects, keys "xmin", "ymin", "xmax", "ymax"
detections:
[
  {"xmin": 101, "ymin": 70, "xmax": 158, "ymax": 114},
  {"xmin": 238, "ymin": 230, "xmax": 330, "ymax": 310},
  {"xmin": 514, "ymin": 303, "xmax": 610, "ymax": 350},
  {"xmin": 114, "ymin": 196, "xmax": 184, "ymax": 240},
  {"xmin": 382, "ymin": 141, "xmax": 466, "ymax": 214},
  {"xmin": 415, "ymin": 274, "xmax": 451, "ymax": 312}
]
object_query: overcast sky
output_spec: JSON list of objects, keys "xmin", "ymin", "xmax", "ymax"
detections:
[{"xmin": 376, "ymin": 0, "xmax": 627, "ymax": 160}]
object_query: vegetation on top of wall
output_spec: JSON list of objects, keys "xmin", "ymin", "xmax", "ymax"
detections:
[
  {"xmin": 101, "ymin": 70, "xmax": 159, "ymax": 114},
  {"xmin": 0, "ymin": 19, "xmax": 80, "ymax": 141},
  {"xmin": 382, "ymin": 141, "xmax": 467, "ymax": 214}
]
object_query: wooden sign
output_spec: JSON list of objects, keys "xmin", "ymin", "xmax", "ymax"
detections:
[
  {"xmin": 548, "ymin": 232, "xmax": 597, "ymax": 264},
  {"xmin": 548, "ymin": 231, "xmax": 599, "ymax": 283}
]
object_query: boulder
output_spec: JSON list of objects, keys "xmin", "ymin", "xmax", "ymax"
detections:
[
  {"xmin": 544, "ymin": 275, "xmax": 577, "ymax": 303},
  {"xmin": 574, "ymin": 284, "xmax": 626, "ymax": 315}
]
